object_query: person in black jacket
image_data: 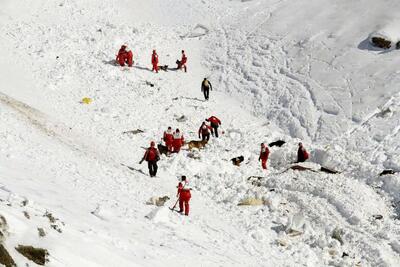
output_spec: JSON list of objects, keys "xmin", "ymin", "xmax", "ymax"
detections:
[{"xmin": 201, "ymin": 78, "xmax": 212, "ymax": 100}]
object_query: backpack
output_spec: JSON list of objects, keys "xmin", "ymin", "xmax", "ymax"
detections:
[{"xmin": 146, "ymin": 148, "xmax": 159, "ymax": 161}]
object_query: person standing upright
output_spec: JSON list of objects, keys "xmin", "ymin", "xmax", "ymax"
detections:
[
  {"xmin": 177, "ymin": 176, "xmax": 191, "ymax": 216},
  {"xmin": 259, "ymin": 143, "xmax": 270, "ymax": 170},
  {"xmin": 139, "ymin": 141, "xmax": 160, "ymax": 177},
  {"xmin": 151, "ymin": 50, "xmax": 159, "ymax": 73},
  {"xmin": 201, "ymin": 78, "xmax": 212, "ymax": 101}
]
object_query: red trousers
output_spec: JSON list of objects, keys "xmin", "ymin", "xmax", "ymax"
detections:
[
  {"xmin": 261, "ymin": 159, "xmax": 267, "ymax": 169},
  {"xmin": 179, "ymin": 199, "xmax": 190, "ymax": 215},
  {"xmin": 179, "ymin": 191, "xmax": 191, "ymax": 215},
  {"xmin": 152, "ymin": 64, "xmax": 158, "ymax": 73},
  {"xmin": 165, "ymin": 141, "xmax": 173, "ymax": 152}
]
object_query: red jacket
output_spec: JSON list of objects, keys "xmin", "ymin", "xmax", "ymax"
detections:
[
  {"xmin": 208, "ymin": 116, "xmax": 221, "ymax": 126},
  {"xmin": 163, "ymin": 130, "xmax": 174, "ymax": 144},
  {"xmin": 177, "ymin": 181, "xmax": 191, "ymax": 200},
  {"xmin": 198, "ymin": 124, "xmax": 213, "ymax": 137},
  {"xmin": 259, "ymin": 147, "xmax": 270, "ymax": 160},
  {"xmin": 152, "ymin": 53, "xmax": 158, "ymax": 65},
  {"xmin": 181, "ymin": 53, "xmax": 187, "ymax": 65},
  {"xmin": 143, "ymin": 147, "xmax": 160, "ymax": 162},
  {"xmin": 173, "ymin": 132, "xmax": 184, "ymax": 146}
]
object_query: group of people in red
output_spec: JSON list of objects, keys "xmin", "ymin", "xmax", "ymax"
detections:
[
  {"xmin": 141, "ymin": 113, "xmax": 310, "ymax": 216},
  {"xmin": 163, "ymin": 127, "xmax": 185, "ymax": 153},
  {"xmin": 116, "ymin": 44, "xmax": 187, "ymax": 72},
  {"xmin": 198, "ymin": 116, "xmax": 222, "ymax": 141}
]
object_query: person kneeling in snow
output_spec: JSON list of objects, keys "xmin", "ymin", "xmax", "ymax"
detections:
[
  {"xmin": 177, "ymin": 176, "xmax": 191, "ymax": 216},
  {"xmin": 116, "ymin": 44, "xmax": 133, "ymax": 67},
  {"xmin": 176, "ymin": 50, "xmax": 187, "ymax": 72},
  {"xmin": 259, "ymin": 143, "xmax": 270, "ymax": 170},
  {"xmin": 297, "ymin": 142, "xmax": 309, "ymax": 163},
  {"xmin": 139, "ymin": 141, "xmax": 160, "ymax": 177}
]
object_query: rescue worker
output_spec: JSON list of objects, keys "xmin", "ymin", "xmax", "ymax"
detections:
[
  {"xmin": 177, "ymin": 176, "xmax": 191, "ymax": 216},
  {"xmin": 151, "ymin": 50, "xmax": 159, "ymax": 73},
  {"xmin": 172, "ymin": 129, "xmax": 184, "ymax": 153},
  {"xmin": 206, "ymin": 116, "xmax": 221, "ymax": 138},
  {"xmin": 139, "ymin": 141, "xmax": 160, "ymax": 177},
  {"xmin": 198, "ymin": 121, "xmax": 213, "ymax": 141},
  {"xmin": 201, "ymin": 78, "xmax": 212, "ymax": 101},
  {"xmin": 116, "ymin": 44, "xmax": 133, "ymax": 67},
  {"xmin": 297, "ymin": 142, "xmax": 309, "ymax": 163},
  {"xmin": 178, "ymin": 50, "xmax": 187, "ymax": 72},
  {"xmin": 163, "ymin": 126, "xmax": 174, "ymax": 153},
  {"xmin": 259, "ymin": 143, "xmax": 270, "ymax": 170}
]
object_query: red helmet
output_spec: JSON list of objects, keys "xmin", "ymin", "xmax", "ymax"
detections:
[{"xmin": 150, "ymin": 141, "xmax": 155, "ymax": 147}]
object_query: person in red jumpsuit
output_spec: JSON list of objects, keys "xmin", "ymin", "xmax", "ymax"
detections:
[
  {"xmin": 259, "ymin": 143, "xmax": 270, "ymax": 170},
  {"xmin": 163, "ymin": 126, "xmax": 174, "ymax": 152},
  {"xmin": 177, "ymin": 176, "xmax": 191, "ymax": 216},
  {"xmin": 172, "ymin": 129, "xmax": 184, "ymax": 153},
  {"xmin": 179, "ymin": 50, "xmax": 187, "ymax": 72},
  {"xmin": 198, "ymin": 122, "xmax": 213, "ymax": 141},
  {"xmin": 151, "ymin": 50, "xmax": 159, "ymax": 73},
  {"xmin": 116, "ymin": 45, "xmax": 133, "ymax": 67},
  {"xmin": 206, "ymin": 116, "xmax": 221, "ymax": 138},
  {"xmin": 297, "ymin": 142, "xmax": 309, "ymax": 163}
]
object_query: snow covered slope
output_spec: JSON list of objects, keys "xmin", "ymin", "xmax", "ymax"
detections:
[{"xmin": 0, "ymin": 0, "xmax": 400, "ymax": 266}]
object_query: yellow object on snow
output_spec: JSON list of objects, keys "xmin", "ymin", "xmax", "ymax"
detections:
[{"xmin": 81, "ymin": 97, "xmax": 92, "ymax": 104}]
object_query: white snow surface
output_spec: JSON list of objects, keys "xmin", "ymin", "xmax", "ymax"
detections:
[{"xmin": 0, "ymin": 0, "xmax": 400, "ymax": 266}]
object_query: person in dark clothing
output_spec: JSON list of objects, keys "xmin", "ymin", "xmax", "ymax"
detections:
[
  {"xmin": 297, "ymin": 142, "xmax": 309, "ymax": 163},
  {"xmin": 139, "ymin": 141, "xmax": 160, "ymax": 177},
  {"xmin": 198, "ymin": 122, "xmax": 213, "ymax": 141},
  {"xmin": 201, "ymin": 78, "xmax": 212, "ymax": 100},
  {"xmin": 206, "ymin": 116, "xmax": 221, "ymax": 138}
]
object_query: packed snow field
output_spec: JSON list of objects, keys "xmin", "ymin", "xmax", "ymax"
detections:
[{"xmin": 0, "ymin": 0, "xmax": 400, "ymax": 266}]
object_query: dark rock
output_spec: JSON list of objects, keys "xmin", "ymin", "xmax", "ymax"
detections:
[
  {"xmin": 268, "ymin": 140, "xmax": 286, "ymax": 147},
  {"xmin": 15, "ymin": 245, "xmax": 49, "ymax": 266},
  {"xmin": 373, "ymin": 214, "xmax": 383, "ymax": 220},
  {"xmin": 38, "ymin": 228, "xmax": 46, "ymax": 237},
  {"xmin": 320, "ymin": 167, "xmax": 340, "ymax": 174},
  {"xmin": 397, "ymin": 41, "xmax": 400, "ymax": 49},
  {"xmin": 379, "ymin": 169, "xmax": 397, "ymax": 176},
  {"xmin": 231, "ymin": 156, "xmax": 244, "ymax": 166},
  {"xmin": 290, "ymin": 165, "xmax": 312, "ymax": 171},
  {"xmin": 0, "ymin": 244, "xmax": 16, "ymax": 267},
  {"xmin": 122, "ymin": 129, "xmax": 144, "ymax": 135},
  {"xmin": 370, "ymin": 37, "xmax": 391, "ymax": 49}
]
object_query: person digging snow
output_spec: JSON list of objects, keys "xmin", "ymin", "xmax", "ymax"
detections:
[
  {"xmin": 116, "ymin": 44, "xmax": 133, "ymax": 67},
  {"xmin": 163, "ymin": 126, "xmax": 174, "ymax": 153},
  {"xmin": 206, "ymin": 116, "xmax": 221, "ymax": 138},
  {"xmin": 201, "ymin": 78, "xmax": 212, "ymax": 101},
  {"xmin": 177, "ymin": 176, "xmax": 191, "ymax": 216},
  {"xmin": 297, "ymin": 142, "xmax": 309, "ymax": 163},
  {"xmin": 198, "ymin": 121, "xmax": 213, "ymax": 142},
  {"xmin": 176, "ymin": 50, "xmax": 187, "ymax": 72},
  {"xmin": 259, "ymin": 143, "xmax": 270, "ymax": 170},
  {"xmin": 139, "ymin": 141, "xmax": 160, "ymax": 177},
  {"xmin": 151, "ymin": 49, "xmax": 159, "ymax": 73},
  {"xmin": 172, "ymin": 129, "xmax": 184, "ymax": 153}
]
